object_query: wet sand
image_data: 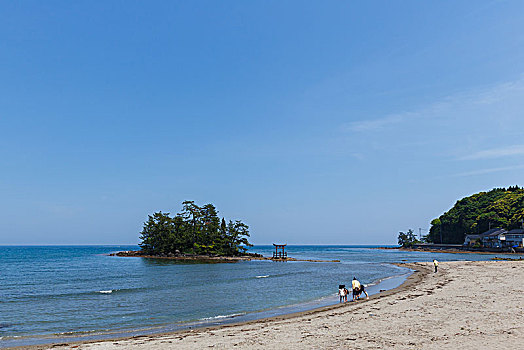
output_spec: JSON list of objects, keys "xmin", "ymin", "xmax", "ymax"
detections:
[{"xmin": 14, "ymin": 261, "xmax": 524, "ymax": 349}]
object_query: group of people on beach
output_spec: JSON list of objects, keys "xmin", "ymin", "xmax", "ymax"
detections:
[
  {"xmin": 338, "ymin": 277, "xmax": 369, "ymax": 302},
  {"xmin": 339, "ymin": 259, "xmax": 439, "ymax": 303}
]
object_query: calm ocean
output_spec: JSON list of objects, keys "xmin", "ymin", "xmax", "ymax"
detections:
[{"xmin": 1, "ymin": 245, "xmax": 520, "ymax": 348}]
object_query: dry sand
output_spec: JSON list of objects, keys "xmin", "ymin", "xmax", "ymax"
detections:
[{"xmin": 20, "ymin": 261, "xmax": 524, "ymax": 350}]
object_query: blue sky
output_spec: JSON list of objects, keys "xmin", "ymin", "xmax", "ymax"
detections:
[{"xmin": 1, "ymin": 1, "xmax": 524, "ymax": 245}]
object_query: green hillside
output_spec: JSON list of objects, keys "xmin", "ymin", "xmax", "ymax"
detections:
[{"xmin": 427, "ymin": 186, "xmax": 524, "ymax": 244}]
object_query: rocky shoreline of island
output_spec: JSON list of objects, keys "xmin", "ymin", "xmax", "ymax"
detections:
[
  {"xmin": 110, "ymin": 250, "xmax": 340, "ymax": 263},
  {"xmin": 110, "ymin": 250, "xmax": 263, "ymax": 262}
]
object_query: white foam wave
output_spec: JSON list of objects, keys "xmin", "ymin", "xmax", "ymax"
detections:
[
  {"xmin": 199, "ymin": 313, "xmax": 246, "ymax": 321},
  {"xmin": 99, "ymin": 290, "xmax": 113, "ymax": 294},
  {"xmin": 255, "ymin": 275, "xmax": 269, "ymax": 278}
]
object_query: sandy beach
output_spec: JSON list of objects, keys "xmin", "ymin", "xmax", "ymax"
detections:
[{"xmin": 19, "ymin": 261, "xmax": 524, "ymax": 350}]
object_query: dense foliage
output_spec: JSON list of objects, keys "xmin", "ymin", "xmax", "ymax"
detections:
[
  {"xmin": 139, "ymin": 201, "xmax": 253, "ymax": 256},
  {"xmin": 398, "ymin": 229, "xmax": 419, "ymax": 247},
  {"xmin": 427, "ymin": 186, "xmax": 524, "ymax": 244}
]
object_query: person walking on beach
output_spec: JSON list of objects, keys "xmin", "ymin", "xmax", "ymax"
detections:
[
  {"xmin": 338, "ymin": 285, "xmax": 347, "ymax": 303},
  {"xmin": 433, "ymin": 259, "xmax": 439, "ymax": 273}
]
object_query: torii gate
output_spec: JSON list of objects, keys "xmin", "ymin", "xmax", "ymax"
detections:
[{"xmin": 272, "ymin": 244, "xmax": 287, "ymax": 259}]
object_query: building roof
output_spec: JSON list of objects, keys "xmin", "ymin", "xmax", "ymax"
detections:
[
  {"xmin": 478, "ymin": 228, "xmax": 507, "ymax": 238},
  {"xmin": 506, "ymin": 228, "xmax": 524, "ymax": 234}
]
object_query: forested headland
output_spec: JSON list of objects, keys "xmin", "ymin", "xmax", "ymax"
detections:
[
  {"xmin": 136, "ymin": 201, "xmax": 253, "ymax": 257},
  {"xmin": 425, "ymin": 186, "xmax": 524, "ymax": 244}
]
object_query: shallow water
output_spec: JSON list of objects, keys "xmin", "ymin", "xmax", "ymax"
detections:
[{"xmin": 0, "ymin": 245, "xmax": 520, "ymax": 347}]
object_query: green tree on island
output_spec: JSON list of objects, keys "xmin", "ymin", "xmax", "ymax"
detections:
[
  {"xmin": 139, "ymin": 201, "xmax": 253, "ymax": 256},
  {"xmin": 398, "ymin": 229, "xmax": 419, "ymax": 247}
]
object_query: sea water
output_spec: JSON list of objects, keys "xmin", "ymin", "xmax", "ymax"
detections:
[{"xmin": 0, "ymin": 245, "xmax": 520, "ymax": 348}]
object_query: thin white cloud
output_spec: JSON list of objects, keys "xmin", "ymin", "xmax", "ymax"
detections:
[
  {"xmin": 459, "ymin": 145, "xmax": 524, "ymax": 160},
  {"xmin": 344, "ymin": 113, "xmax": 411, "ymax": 132},
  {"xmin": 473, "ymin": 81, "xmax": 523, "ymax": 105},
  {"xmin": 452, "ymin": 164, "xmax": 524, "ymax": 177},
  {"xmin": 343, "ymin": 75, "xmax": 524, "ymax": 135}
]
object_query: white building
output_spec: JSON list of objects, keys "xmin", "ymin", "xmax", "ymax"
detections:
[
  {"xmin": 503, "ymin": 229, "xmax": 524, "ymax": 248},
  {"xmin": 465, "ymin": 228, "xmax": 524, "ymax": 248},
  {"xmin": 464, "ymin": 228, "xmax": 507, "ymax": 248}
]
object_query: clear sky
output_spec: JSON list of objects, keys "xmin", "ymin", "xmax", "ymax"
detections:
[{"xmin": 2, "ymin": 1, "xmax": 524, "ymax": 245}]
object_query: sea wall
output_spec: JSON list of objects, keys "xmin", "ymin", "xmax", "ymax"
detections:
[{"xmin": 409, "ymin": 244, "xmax": 524, "ymax": 253}]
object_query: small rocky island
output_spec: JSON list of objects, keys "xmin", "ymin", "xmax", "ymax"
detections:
[
  {"xmin": 113, "ymin": 201, "xmax": 338, "ymax": 263},
  {"xmin": 113, "ymin": 201, "xmax": 256, "ymax": 261}
]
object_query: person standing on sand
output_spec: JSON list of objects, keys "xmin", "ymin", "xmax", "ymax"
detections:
[
  {"xmin": 433, "ymin": 259, "xmax": 439, "ymax": 273},
  {"xmin": 338, "ymin": 285, "xmax": 347, "ymax": 303}
]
